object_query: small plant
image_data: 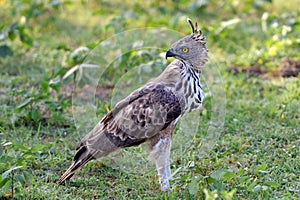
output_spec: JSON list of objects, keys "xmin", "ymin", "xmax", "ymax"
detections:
[
  {"xmin": 11, "ymin": 78, "xmax": 64, "ymax": 127},
  {"xmin": 0, "ymin": 141, "xmax": 43, "ymax": 198}
]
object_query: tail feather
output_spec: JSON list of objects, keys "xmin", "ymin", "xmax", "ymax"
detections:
[{"xmin": 58, "ymin": 146, "xmax": 95, "ymax": 185}]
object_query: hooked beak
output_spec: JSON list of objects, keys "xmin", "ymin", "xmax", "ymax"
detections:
[{"xmin": 165, "ymin": 50, "xmax": 178, "ymax": 59}]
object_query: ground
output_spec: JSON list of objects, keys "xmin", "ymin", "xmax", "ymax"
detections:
[{"xmin": 0, "ymin": 0, "xmax": 299, "ymax": 199}]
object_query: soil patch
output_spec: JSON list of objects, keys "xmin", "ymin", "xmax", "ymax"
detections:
[{"xmin": 227, "ymin": 58, "xmax": 300, "ymax": 78}]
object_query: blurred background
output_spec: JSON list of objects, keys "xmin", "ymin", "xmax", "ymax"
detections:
[{"xmin": 0, "ymin": 0, "xmax": 299, "ymax": 199}]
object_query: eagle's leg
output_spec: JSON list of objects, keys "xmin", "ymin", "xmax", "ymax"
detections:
[
  {"xmin": 148, "ymin": 124, "xmax": 176, "ymax": 191},
  {"xmin": 152, "ymin": 136, "xmax": 172, "ymax": 191}
]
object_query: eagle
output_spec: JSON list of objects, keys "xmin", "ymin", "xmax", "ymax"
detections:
[{"xmin": 58, "ymin": 18, "xmax": 208, "ymax": 191}]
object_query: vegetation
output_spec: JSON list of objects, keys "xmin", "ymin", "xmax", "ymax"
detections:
[{"xmin": 0, "ymin": 0, "xmax": 299, "ymax": 199}]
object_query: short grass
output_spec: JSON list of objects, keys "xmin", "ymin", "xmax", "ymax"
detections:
[{"xmin": 0, "ymin": 0, "xmax": 299, "ymax": 199}]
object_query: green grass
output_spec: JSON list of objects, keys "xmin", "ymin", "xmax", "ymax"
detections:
[{"xmin": 1, "ymin": 0, "xmax": 299, "ymax": 199}]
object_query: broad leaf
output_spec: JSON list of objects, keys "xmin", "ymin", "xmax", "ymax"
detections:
[
  {"xmin": 0, "ymin": 45, "xmax": 13, "ymax": 58},
  {"xmin": 2, "ymin": 166, "xmax": 23, "ymax": 180},
  {"xmin": 16, "ymin": 97, "xmax": 34, "ymax": 109}
]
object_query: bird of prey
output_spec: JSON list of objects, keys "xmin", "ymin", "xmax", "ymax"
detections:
[{"xmin": 58, "ymin": 18, "xmax": 208, "ymax": 191}]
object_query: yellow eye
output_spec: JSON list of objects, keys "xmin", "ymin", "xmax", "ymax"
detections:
[{"xmin": 182, "ymin": 48, "xmax": 189, "ymax": 53}]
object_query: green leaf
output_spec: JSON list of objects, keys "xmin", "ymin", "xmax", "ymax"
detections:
[
  {"xmin": 16, "ymin": 97, "xmax": 34, "ymax": 109},
  {"xmin": 188, "ymin": 179, "xmax": 199, "ymax": 195},
  {"xmin": 210, "ymin": 170, "xmax": 224, "ymax": 180},
  {"xmin": 255, "ymin": 164, "xmax": 268, "ymax": 174},
  {"xmin": 238, "ymin": 176, "xmax": 249, "ymax": 183},
  {"xmin": 16, "ymin": 174, "xmax": 25, "ymax": 186},
  {"xmin": 247, "ymin": 181, "xmax": 257, "ymax": 191},
  {"xmin": 41, "ymin": 80, "xmax": 49, "ymax": 91},
  {"xmin": 118, "ymin": 51, "xmax": 131, "ymax": 69},
  {"xmin": 18, "ymin": 27, "xmax": 33, "ymax": 46},
  {"xmin": 14, "ymin": 143, "xmax": 27, "ymax": 151},
  {"xmin": 2, "ymin": 166, "xmax": 23, "ymax": 180},
  {"xmin": 210, "ymin": 169, "xmax": 235, "ymax": 181},
  {"xmin": 0, "ymin": 155, "xmax": 13, "ymax": 164},
  {"xmin": 237, "ymin": 169, "xmax": 245, "ymax": 176},
  {"xmin": 15, "ymin": 157, "xmax": 26, "ymax": 167},
  {"xmin": 0, "ymin": 178, "xmax": 11, "ymax": 192},
  {"xmin": 49, "ymin": 78, "xmax": 61, "ymax": 93},
  {"xmin": 56, "ymin": 43, "xmax": 70, "ymax": 50},
  {"xmin": 253, "ymin": 185, "xmax": 262, "ymax": 193},
  {"xmin": 223, "ymin": 171, "xmax": 236, "ymax": 180},
  {"xmin": 53, "ymin": 67, "xmax": 68, "ymax": 77},
  {"xmin": 30, "ymin": 144, "xmax": 44, "ymax": 153},
  {"xmin": 23, "ymin": 170, "xmax": 33, "ymax": 184},
  {"xmin": 206, "ymin": 176, "xmax": 216, "ymax": 183},
  {"xmin": 265, "ymin": 181, "xmax": 278, "ymax": 187},
  {"xmin": 0, "ymin": 45, "xmax": 13, "ymax": 58},
  {"xmin": 8, "ymin": 30, "xmax": 17, "ymax": 41},
  {"xmin": 256, "ymin": 164, "xmax": 267, "ymax": 171},
  {"xmin": 29, "ymin": 109, "xmax": 41, "ymax": 122}
]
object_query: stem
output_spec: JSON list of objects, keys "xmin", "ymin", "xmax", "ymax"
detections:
[{"xmin": 11, "ymin": 171, "xmax": 14, "ymax": 198}]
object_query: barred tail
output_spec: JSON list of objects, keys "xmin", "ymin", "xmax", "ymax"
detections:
[{"xmin": 58, "ymin": 146, "xmax": 95, "ymax": 185}]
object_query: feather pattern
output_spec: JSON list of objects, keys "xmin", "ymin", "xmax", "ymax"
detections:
[
  {"xmin": 79, "ymin": 82, "xmax": 182, "ymax": 150},
  {"xmin": 58, "ymin": 18, "xmax": 208, "ymax": 191}
]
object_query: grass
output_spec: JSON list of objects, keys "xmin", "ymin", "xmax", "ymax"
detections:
[{"xmin": 0, "ymin": 0, "xmax": 299, "ymax": 199}]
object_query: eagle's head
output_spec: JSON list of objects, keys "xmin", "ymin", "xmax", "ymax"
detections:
[{"xmin": 166, "ymin": 18, "xmax": 208, "ymax": 69}]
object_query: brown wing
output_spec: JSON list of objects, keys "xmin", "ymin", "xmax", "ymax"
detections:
[{"xmin": 78, "ymin": 83, "xmax": 182, "ymax": 152}]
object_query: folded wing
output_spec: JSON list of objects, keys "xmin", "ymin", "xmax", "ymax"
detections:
[{"xmin": 78, "ymin": 83, "xmax": 182, "ymax": 153}]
